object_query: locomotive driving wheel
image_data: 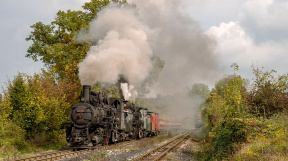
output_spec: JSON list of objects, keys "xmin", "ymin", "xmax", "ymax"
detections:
[{"xmin": 138, "ymin": 130, "xmax": 143, "ymax": 138}]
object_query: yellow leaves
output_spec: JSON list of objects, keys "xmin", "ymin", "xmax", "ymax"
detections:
[
  {"xmin": 245, "ymin": 150, "xmax": 253, "ymax": 155},
  {"xmin": 277, "ymin": 128, "xmax": 285, "ymax": 136}
]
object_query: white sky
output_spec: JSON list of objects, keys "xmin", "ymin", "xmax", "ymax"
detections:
[{"xmin": 1, "ymin": 0, "xmax": 288, "ymax": 89}]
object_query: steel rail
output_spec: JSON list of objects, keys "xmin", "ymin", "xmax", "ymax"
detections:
[
  {"xmin": 14, "ymin": 139, "xmax": 138, "ymax": 161},
  {"xmin": 133, "ymin": 133, "xmax": 190, "ymax": 161},
  {"xmin": 153, "ymin": 134, "xmax": 191, "ymax": 161}
]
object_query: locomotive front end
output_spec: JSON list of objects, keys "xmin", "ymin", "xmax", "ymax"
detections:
[{"xmin": 66, "ymin": 85, "xmax": 107, "ymax": 148}]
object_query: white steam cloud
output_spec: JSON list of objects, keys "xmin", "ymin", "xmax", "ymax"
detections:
[
  {"xmin": 130, "ymin": 0, "xmax": 223, "ymax": 95},
  {"xmin": 78, "ymin": 6, "xmax": 153, "ymax": 86},
  {"xmin": 120, "ymin": 83, "xmax": 138, "ymax": 100},
  {"xmin": 77, "ymin": 0, "xmax": 222, "ymax": 97}
]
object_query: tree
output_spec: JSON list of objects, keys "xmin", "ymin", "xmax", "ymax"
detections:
[
  {"xmin": 138, "ymin": 56, "xmax": 165, "ymax": 96},
  {"xmin": 8, "ymin": 74, "xmax": 30, "ymax": 116},
  {"xmin": 230, "ymin": 62, "xmax": 239, "ymax": 75},
  {"xmin": 2, "ymin": 73, "xmax": 79, "ymax": 140},
  {"xmin": 6, "ymin": 74, "xmax": 39, "ymax": 138},
  {"xmin": 26, "ymin": 0, "xmax": 164, "ymax": 98},
  {"xmin": 247, "ymin": 68, "xmax": 288, "ymax": 117},
  {"xmin": 0, "ymin": 93, "xmax": 2, "ymax": 104},
  {"xmin": 26, "ymin": 0, "xmax": 127, "ymax": 82},
  {"xmin": 187, "ymin": 83, "xmax": 210, "ymax": 100}
]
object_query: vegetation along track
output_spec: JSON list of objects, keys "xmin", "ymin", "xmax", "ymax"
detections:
[
  {"xmin": 13, "ymin": 139, "xmax": 138, "ymax": 161},
  {"xmin": 133, "ymin": 132, "xmax": 191, "ymax": 161}
]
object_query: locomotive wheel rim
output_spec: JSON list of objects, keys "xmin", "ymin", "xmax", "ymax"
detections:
[{"xmin": 139, "ymin": 131, "xmax": 143, "ymax": 138}]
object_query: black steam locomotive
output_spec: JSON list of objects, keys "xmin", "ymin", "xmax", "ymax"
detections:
[{"xmin": 66, "ymin": 85, "xmax": 144, "ymax": 148}]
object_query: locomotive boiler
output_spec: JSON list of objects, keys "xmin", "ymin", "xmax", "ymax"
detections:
[{"xmin": 66, "ymin": 85, "xmax": 143, "ymax": 148}]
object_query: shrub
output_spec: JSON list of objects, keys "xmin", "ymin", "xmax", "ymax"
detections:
[
  {"xmin": 0, "ymin": 117, "xmax": 27, "ymax": 156},
  {"xmin": 201, "ymin": 72, "xmax": 250, "ymax": 160},
  {"xmin": 203, "ymin": 75, "xmax": 248, "ymax": 129},
  {"xmin": 0, "ymin": 72, "xmax": 81, "ymax": 154},
  {"xmin": 199, "ymin": 66, "xmax": 288, "ymax": 160},
  {"xmin": 233, "ymin": 113, "xmax": 288, "ymax": 160},
  {"xmin": 247, "ymin": 68, "xmax": 288, "ymax": 117},
  {"xmin": 208, "ymin": 118, "xmax": 249, "ymax": 159}
]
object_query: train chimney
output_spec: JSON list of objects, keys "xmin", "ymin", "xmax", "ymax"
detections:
[{"xmin": 82, "ymin": 85, "xmax": 91, "ymax": 103}]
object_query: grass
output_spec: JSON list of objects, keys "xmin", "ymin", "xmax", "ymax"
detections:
[{"xmin": 0, "ymin": 136, "xmax": 67, "ymax": 160}]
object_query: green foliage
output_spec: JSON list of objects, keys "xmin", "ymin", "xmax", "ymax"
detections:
[
  {"xmin": 26, "ymin": 15, "xmax": 90, "ymax": 82},
  {"xmin": 233, "ymin": 113, "xmax": 288, "ymax": 160},
  {"xmin": 204, "ymin": 75, "xmax": 248, "ymax": 128},
  {"xmin": 25, "ymin": 0, "xmax": 127, "ymax": 82},
  {"xmin": 200, "ymin": 65, "xmax": 288, "ymax": 160},
  {"xmin": 247, "ymin": 68, "xmax": 288, "ymax": 117},
  {"xmin": 230, "ymin": 63, "xmax": 239, "ymax": 74},
  {"xmin": 2, "ymin": 0, "xmax": 163, "ymax": 157},
  {"xmin": 0, "ymin": 93, "xmax": 3, "ymax": 104},
  {"xmin": 0, "ymin": 72, "xmax": 80, "ymax": 156},
  {"xmin": 26, "ymin": 0, "xmax": 163, "ymax": 96},
  {"xmin": 82, "ymin": 0, "xmax": 127, "ymax": 20},
  {"xmin": 201, "ymin": 73, "xmax": 250, "ymax": 160},
  {"xmin": 7, "ymin": 74, "xmax": 40, "ymax": 138},
  {"xmin": 8, "ymin": 74, "xmax": 30, "ymax": 115},
  {"xmin": 186, "ymin": 83, "xmax": 210, "ymax": 100},
  {"xmin": 103, "ymin": 84, "xmax": 122, "ymax": 98},
  {"xmin": 0, "ymin": 117, "xmax": 27, "ymax": 156},
  {"xmin": 209, "ymin": 118, "xmax": 249, "ymax": 159}
]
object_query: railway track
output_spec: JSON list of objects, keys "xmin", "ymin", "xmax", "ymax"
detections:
[
  {"xmin": 12, "ymin": 139, "xmax": 138, "ymax": 161},
  {"xmin": 133, "ymin": 133, "xmax": 191, "ymax": 161},
  {"xmin": 4, "ymin": 133, "xmax": 187, "ymax": 161}
]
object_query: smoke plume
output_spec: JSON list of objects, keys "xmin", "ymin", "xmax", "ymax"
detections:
[
  {"xmin": 77, "ymin": 5, "xmax": 153, "ymax": 87},
  {"xmin": 77, "ymin": 0, "xmax": 223, "ymax": 98},
  {"xmin": 120, "ymin": 83, "xmax": 138, "ymax": 100},
  {"xmin": 156, "ymin": 94, "xmax": 204, "ymax": 129},
  {"xmin": 129, "ymin": 0, "xmax": 223, "ymax": 95}
]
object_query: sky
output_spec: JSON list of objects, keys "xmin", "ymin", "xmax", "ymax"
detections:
[{"xmin": 1, "ymin": 0, "xmax": 288, "ymax": 91}]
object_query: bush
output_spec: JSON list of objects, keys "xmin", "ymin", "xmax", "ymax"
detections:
[
  {"xmin": 200, "ymin": 66, "xmax": 288, "ymax": 160},
  {"xmin": 208, "ymin": 118, "xmax": 249, "ymax": 159},
  {"xmin": 0, "ymin": 72, "xmax": 81, "ymax": 155},
  {"xmin": 0, "ymin": 118, "xmax": 27, "ymax": 156},
  {"xmin": 233, "ymin": 113, "xmax": 288, "ymax": 160},
  {"xmin": 247, "ymin": 69, "xmax": 288, "ymax": 117},
  {"xmin": 203, "ymin": 75, "xmax": 248, "ymax": 129}
]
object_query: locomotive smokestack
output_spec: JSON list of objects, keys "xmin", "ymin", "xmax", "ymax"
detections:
[{"xmin": 82, "ymin": 85, "xmax": 91, "ymax": 103}]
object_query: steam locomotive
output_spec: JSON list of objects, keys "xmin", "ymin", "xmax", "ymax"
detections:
[{"xmin": 66, "ymin": 85, "xmax": 180, "ymax": 149}]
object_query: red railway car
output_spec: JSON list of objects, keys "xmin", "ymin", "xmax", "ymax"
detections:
[
  {"xmin": 148, "ymin": 112, "xmax": 160, "ymax": 135},
  {"xmin": 159, "ymin": 119, "xmax": 181, "ymax": 133}
]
